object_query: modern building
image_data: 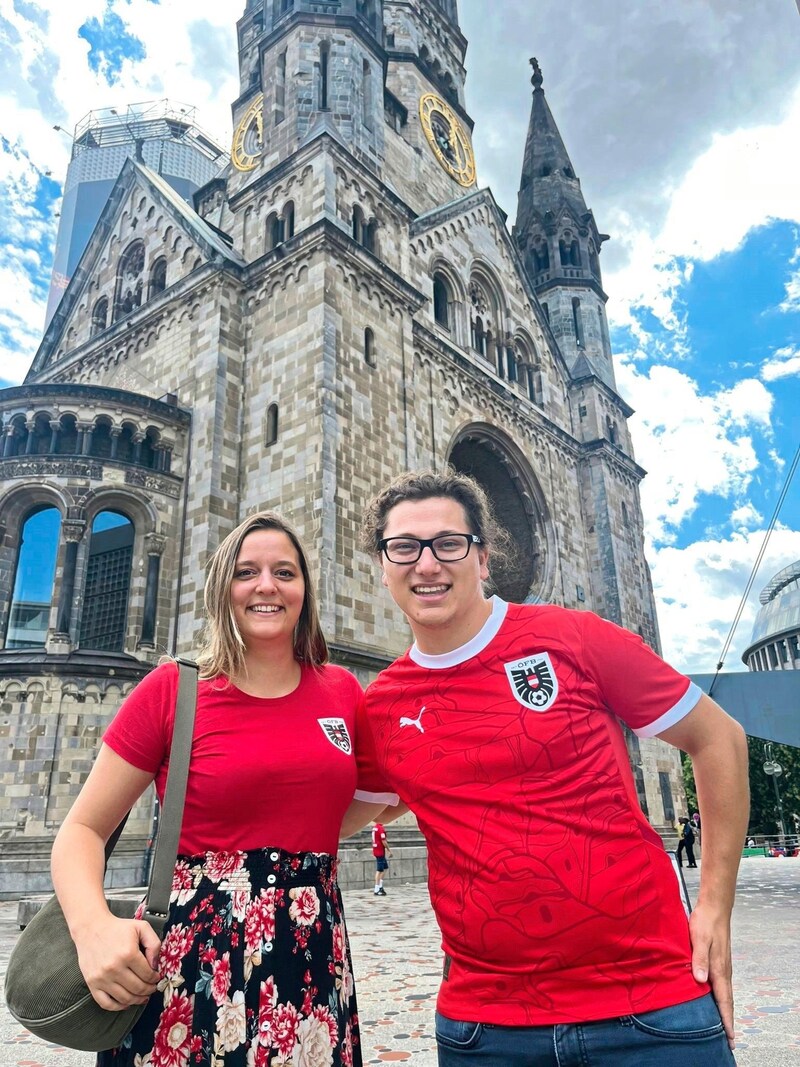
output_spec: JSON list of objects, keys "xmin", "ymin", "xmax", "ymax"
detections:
[
  {"xmin": 743, "ymin": 561, "xmax": 800, "ymax": 672},
  {"xmin": 0, "ymin": 0, "xmax": 685, "ymax": 893},
  {"xmin": 45, "ymin": 100, "xmax": 226, "ymax": 326}
]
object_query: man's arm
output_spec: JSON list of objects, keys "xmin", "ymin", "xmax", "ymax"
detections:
[
  {"xmin": 658, "ymin": 692, "xmax": 749, "ymax": 1050},
  {"xmin": 340, "ymin": 799, "xmax": 409, "ymax": 839}
]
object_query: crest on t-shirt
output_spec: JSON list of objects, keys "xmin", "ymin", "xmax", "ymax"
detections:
[
  {"xmin": 504, "ymin": 652, "xmax": 558, "ymax": 711},
  {"xmin": 318, "ymin": 718, "xmax": 352, "ymax": 754}
]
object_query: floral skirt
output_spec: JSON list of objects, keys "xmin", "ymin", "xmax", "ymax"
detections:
[{"xmin": 98, "ymin": 847, "xmax": 361, "ymax": 1067}]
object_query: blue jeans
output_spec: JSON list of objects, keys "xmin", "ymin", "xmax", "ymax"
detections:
[{"xmin": 435, "ymin": 993, "xmax": 736, "ymax": 1066}]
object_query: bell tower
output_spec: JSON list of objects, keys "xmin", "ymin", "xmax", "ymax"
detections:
[
  {"xmin": 514, "ymin": 59, "xmax": 615, "ymax": 389},
  {"xmin": 230, "ymin": 0, "xmax": 387, "ymax": 196}
]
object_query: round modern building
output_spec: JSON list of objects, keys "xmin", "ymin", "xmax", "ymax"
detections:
[{"xmin": 743, "ymin": 561, "xmax": 800, "ymax": 671}]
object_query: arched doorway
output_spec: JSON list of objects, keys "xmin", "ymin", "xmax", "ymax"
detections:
[{"xmin": 448, "ymin": 428, "xmax": 552, "ymax": 604}]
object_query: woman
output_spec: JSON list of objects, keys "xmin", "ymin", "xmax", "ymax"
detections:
[{"xmin": 51, "ymin": 511, "xmax": 376, "ymax": 1067}]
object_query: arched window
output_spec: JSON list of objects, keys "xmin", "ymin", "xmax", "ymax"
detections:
[
  {"xmin": 56, "ymin": 414, "xmax": 78, "ymax": 455},
  {"xmin": 265, "ymin": 404, "xmax": 279, "ymax": 447},
  {"xmin": 149, "ymin": 257, "xmax": 167, "ymax": 298},
  {"xmin": 140, "ymin": 427, "xmax": 159, "ymax": 469},
  {"xmin": 283, "ymin": 201, "xmax": 295, "ymax": 241},
  {"xmin": 570, "ymin": 240, "xmax": 581, "ymax": 267},
  {"xmin": 433, "ymin": 274, "xmax": 450, "ymax": 329},
  {"xmin": 559, "ymin": 239, "xmax": 570, "ymax": 267},
  {"xmin": 606, "ymin": 415, "xmax": 618, "ymax": 445},
  {"xmin": 533, "ymin": 240, "xmax": 549, "ymax": 273},
  {"xmin": 27, "ymin": 413, "xmax": 52, "ymax": 455},
  {"xmin": 319, "ymin": 41, "xmax": 330, "ymax": 110},
  {"xmin": 506, "ymin": 347, "xmax": 518, "ymax": 383},
  {"xmin": 113, "ymin": 240, "xmax": 146, "ymax": 322},
  {"xmin": 78, "ymin": 511, "xmax": 134, "ymax": 652},
  {"xmin": 6, "ymin": 506, "xmax": 61, "ymax": 649},
  {"xmin": 362, "ymin": 59, "xmax": 374, "ymax": 131},
  {"xmin": 266, "ymin": 212, "xmax": 283, "ymax": 252},
  {"xmin": 572, "ymin": 297, "xmax": 584, "ymax": 347},
  {"xmin": 364, "ymin": 327, "xmax": 376, "ymax": 367},
  {"xmin": 91, "ymin": 297, "xmax": 109, "ymax": 337},
  {"xmin": 352, "ymin": 205, "xmax": 365, "ymax": 244},
  {"xmin": 116, "ymin": 424, "xmax": 136, "ymax": 463},
  {"xmin": 589, "ymin": 242, "xmax": 601, "ymax": 280},
  {"xmin": 364, "ymin": 218, "xmax": 378, "ymax": 254},
  {"xmin": 275, "ymin": 50, "xmax": 287, "ymax": 125},
  {"xmin": 89, "ymin": 418, "xmax": 113, "ymax": 459}
]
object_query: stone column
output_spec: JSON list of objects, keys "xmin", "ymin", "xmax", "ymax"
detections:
[
  {"xmin": 49, "ymin": 419, "xmax": 61, "ymax": 453},
  {"xmin": 139, "ymin": 534, "xmax": 166, "ymax": 649},
  {"xmin": 133, "ymin": 433, "xmax": 144, "ymax": 465},
  {"xmin": 54, "ymin": 521, "xmax": 86, "ymax": 639},
  {"xmin": 2, "ymin": 427, "xmax": 16, "ymax": 458},
  {"xmin": 110, "ymin": 426, "xmax": 121, "ymax": 459},
  {"xmin": 25, "ymin": 420, "xmax": 37, "ymax": 455},
  {"xmin": 79, "ymin": 422, "xmax": 94, "ymax": 456}
]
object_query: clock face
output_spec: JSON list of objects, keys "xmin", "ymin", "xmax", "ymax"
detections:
[
  {"xmin": 232, "ymin": 93, "xmax": 265, "ymax": 172},
  {"xmin": 419, "ymin": 93, "xmax": 476, "ymax": 188}
]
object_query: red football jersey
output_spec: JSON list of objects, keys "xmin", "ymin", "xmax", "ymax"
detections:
[
  {"xmin": 359, "ymin": 598, "xmax": 708, "ymax": 1025},
  {"xmin": 104, "ymin": 661, "xmax": 383, "ymax": 855}
]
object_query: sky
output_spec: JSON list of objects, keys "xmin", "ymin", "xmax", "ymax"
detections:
[{"xmin": 0, "ymin": 0, "xmax": 798, "ymax": 674}]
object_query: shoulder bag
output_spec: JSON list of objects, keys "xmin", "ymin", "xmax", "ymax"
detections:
[{"xmin": 4, "ymin": 657, "xmax": 198, "ymax": 1052}]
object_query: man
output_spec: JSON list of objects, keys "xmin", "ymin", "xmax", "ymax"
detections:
[
  {"xmin": 677, "ymin": 816, "xmax": 698, "ymax": 868},
  {"xmin": 353, "ymin": 469, "xmax": 748, "ymax": 1066},
  {"xmin": 371, "ymin": 819, "xmax": 392, "ymax": 895}
]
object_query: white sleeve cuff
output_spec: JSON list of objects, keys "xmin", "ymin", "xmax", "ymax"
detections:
[
  {"xmin": 353, "ymin": 788, "xmax": 400, "ymax": 807},
  {"xmin": 633, "ymin": 681, "xmax": 703, "ymax": 738}
]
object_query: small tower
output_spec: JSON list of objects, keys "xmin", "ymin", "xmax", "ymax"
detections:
[
  {"xmin": 515, "ymin": 59, "xmax": 615, "ymax": 389},
  {"xmin": 230, "ymin": 0, "xmax": 387, "ymax": 195}
]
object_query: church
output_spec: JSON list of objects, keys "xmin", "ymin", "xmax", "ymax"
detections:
[{"xmin": 0, "ymin": 0, "xmax": 685, "ymax": 893}]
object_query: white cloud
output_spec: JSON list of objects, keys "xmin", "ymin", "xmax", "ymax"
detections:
[
  {"xmin": 650, "ymin": 526, "xmax": 800, "ymax": 674},
  {"xmin": 730, "ymin": 503, "xmax": 763, "ymax": 531},
  {"xmin": 761, "ymin": 345, "xmax": 800, "ymax": 382},
  {"xmin": 605, "ymin": 84, "xmax": 800, "ymax": 337},
  {"xmin": 617, "ymin": 356, "xmax": 774, "ymax": 546}
]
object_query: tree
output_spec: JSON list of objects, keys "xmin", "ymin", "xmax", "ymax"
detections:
[{"xmin": 681, "ymin": 739, "xmax": 800, "ymax": 838}]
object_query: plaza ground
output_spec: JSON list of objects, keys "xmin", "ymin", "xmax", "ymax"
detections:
[{"xmin": 0, "ymin": 857, "xmax": 797, "ymax": 1065}]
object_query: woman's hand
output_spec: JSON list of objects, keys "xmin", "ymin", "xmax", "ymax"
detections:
[{"xmin": 74, "ymin": 914, "xmax": 162, "ymax": 1011}]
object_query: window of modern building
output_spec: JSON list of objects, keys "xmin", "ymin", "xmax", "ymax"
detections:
[
  {"xmin": 78, "ymin": 511, "xmax": 134, "ymax": 652},
  {"xmin": 6, "ymin": 506, "xmax": 61, "ymax": 649}
]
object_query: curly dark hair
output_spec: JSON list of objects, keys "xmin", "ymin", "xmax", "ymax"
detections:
[{"xmin": 361, "ymin": 467, "xmax": 511, "ymax": 565}]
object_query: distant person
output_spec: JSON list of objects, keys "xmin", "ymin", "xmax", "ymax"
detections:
[
  {"xmin": 350, "ymin": 468, "xmax": 748, "ymax": 1064},
  {"xmin": 51, "ymin": 511, "xmax": 386, "ymax": 1067},
  {"xmin": 371, "ymin": 819, "xmax": 392, "ymax": 895},
  {"xmin": 677, "ymin": 816, "xmax": 698, "ymax": 868},
  {"xmin": 692, "ymin": 809, "xmax": 702, "ymax": 842}
]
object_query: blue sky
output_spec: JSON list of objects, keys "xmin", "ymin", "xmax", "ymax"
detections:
[{"xmin": 0, "ymin": 0, "xmax": 798, "ymax": 673}]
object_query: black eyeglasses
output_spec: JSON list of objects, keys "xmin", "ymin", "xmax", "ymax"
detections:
[{"xmin": 379, "ymin": 533, "xmax": 483, "ymax": 564}]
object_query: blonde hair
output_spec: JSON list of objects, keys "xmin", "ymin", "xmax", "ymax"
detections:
[{"xmin": 197, "ymin": 511, "xmax": 328, "ymax": 680}]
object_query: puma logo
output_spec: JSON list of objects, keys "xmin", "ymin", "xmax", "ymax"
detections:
[{"xmin": 400, "ymin": 706, "xmax": 427, "ymax": 734}]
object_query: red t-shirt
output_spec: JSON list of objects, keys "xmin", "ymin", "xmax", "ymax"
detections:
[
  {"xmin": 371, "ymin": 823, "xmax": 388, "ymax": 857},
  {"xmin": 104, "ymin": 661, "xmax": 376, "ymax": 855},
  {"xmin": 359, "ymin": 598, "xmax": 707, "ymax": 1025}
]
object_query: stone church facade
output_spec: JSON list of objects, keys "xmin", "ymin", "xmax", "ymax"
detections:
[{"xmin": 0, "ymin": 0, "xmax": 684, "ymax": 894}]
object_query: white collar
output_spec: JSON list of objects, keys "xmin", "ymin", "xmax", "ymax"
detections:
[{"xmin": 409, "ymin": 596, "xmax": 508, "ymax": 669}]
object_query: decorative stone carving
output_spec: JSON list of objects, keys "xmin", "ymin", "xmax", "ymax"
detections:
[
  {"xmin": 0, "ymin": 459, "xmax": 103, "ymax": 479},
  {"xmin": 124, "ymin": 469, "xmax": 181, "ymax": 498}
]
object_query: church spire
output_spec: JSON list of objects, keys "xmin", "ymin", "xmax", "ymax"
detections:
[
  {"xmin": 514, "ymin": 59, "xmax": 616, "ymax": 389},
  {"xmin": 516, "ymin": 58, "xmax": 589, "ymax": 241}
]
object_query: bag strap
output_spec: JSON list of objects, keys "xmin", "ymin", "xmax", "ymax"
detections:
[{"xmin": 141, "ymin": 658, "xmax": 198, "ymax": 935}]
